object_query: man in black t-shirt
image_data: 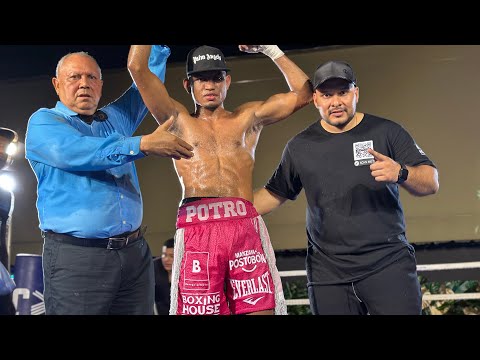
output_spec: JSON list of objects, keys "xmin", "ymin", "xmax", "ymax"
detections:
[{"xmin": 254, "ymin": 61, "xmax": 439, "ymax": 315}]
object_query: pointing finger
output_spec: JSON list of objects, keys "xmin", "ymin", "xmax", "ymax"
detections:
[{"xmin": 367, "ymin": 148, "xmax": 386, "ymax": 160}]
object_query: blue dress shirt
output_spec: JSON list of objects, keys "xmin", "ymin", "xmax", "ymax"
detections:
[{"xmin": 25, "ymin": 46, "xmax": 170, "ymax": 238}]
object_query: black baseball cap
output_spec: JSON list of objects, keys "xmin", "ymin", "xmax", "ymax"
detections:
[
  {"xmin": 312, "ymin": 60, "xmax": 356, "ymax": 89},
  {"xmin": 186, "ymin": 45, "xmax": 230, "ymax": 77}
]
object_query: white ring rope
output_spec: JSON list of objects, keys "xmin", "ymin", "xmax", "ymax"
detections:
[
  {"xmin": 423, "ymin": 293, "xmax": 480, "ymax": 301},
  {"xmin": 280, "ymin": 261, "xmax": 480, "ymax": 306},
  {"xmin": 285, "ymin": 293, "xmax": 480, "ymax": 306},
  {"xmin": 285, "ymin": 299, "xmax": 310, "ymax": 306},
  {"xmin": 416, "ymin": 261, "xmax": 480, "ymax": 271},
  {"xmin": 279, "ymin": 261, "xmax": 480, "ymax": 278},
  {"xmin": 279, "ymin": 270, "xmax": 307, "ymax": 277}
]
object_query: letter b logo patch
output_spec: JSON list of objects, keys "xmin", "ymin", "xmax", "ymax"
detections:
[
  {"xmin": 192, "ymin": 260, "xmax": 201, "ymax": 273},
  {"xmin": 183, "ymin": 252, "xmax": 210, "ymax": 291}
]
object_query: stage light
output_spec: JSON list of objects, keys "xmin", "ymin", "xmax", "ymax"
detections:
[
  {"xmin": 0, "ymin": 173, "xmax": 15, "ymax": 192},
  {"xmin": 0, "ymin": 127, "xmax": 19, "ymax": 276},
  {"xmin": 0, "ymin": 127, "xmax": 19, "ymax": 171}
]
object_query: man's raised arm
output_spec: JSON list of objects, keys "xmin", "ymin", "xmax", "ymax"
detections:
[
  {"xmin": 239, "ymin": 45, "xmax": 313, "ymax": 126},
  {"xmin": 128, "ymin": 45, "xmax": 178, "ymax": 125}
]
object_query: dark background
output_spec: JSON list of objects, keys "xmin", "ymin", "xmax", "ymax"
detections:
[{"xmin": 0, "ymin": 45, "xmax": 320, "ymax": 81}]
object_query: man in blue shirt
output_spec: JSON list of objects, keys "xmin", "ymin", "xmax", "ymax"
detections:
[{"xmin": 25, "ymin": 46, "xmax": 194, "ymax": 315}]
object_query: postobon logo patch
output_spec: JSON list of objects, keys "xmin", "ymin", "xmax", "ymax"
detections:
[
  {"xmin": 229, "ymin": 249, "xmax": 267, "ymax": 273},
  {"xmin": 183, "ymin": 252, "xmax": 210, "ymax": 291}
]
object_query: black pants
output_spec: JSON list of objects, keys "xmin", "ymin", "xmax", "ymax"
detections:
[
  {"xmin": 308, "ymin": 248, "xmax": 422, "ymax": 315},
  {"xmin": 42, "ymin": 234, "xmax": 154, "ymax": 315}
]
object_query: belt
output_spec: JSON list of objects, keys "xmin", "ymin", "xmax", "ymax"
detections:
[{"xmin": 42, "ymin": 227, "xmax": 145, "ymax": 250}]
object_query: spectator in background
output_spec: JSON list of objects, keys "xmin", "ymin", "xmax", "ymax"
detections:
[{"xmin": 153, "ymin": 238, "xmax": 174, "ymax": 315}]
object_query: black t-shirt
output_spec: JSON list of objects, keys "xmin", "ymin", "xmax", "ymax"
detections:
[{"xmin": 265, "ymin": 114, "xmax": 436, "ymax": 285}]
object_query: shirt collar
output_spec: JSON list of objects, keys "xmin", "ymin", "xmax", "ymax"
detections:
[
  {"xmin": 54, "ymin": 101, "xmax": 108, "ymax": 124},
  {"xmin": 55, "ymin": 101, "xmax": 78, "ymax": 116}
]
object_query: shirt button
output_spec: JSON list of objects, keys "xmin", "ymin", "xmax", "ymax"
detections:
[
  {"xmin": 122, "ymin": 220, "xmax": 126, "ymax": 224},
  {"xmin": 120, "ymin": 195, "xmax": 124, "ymax": 199},
  {"xmin": 130, "ymin": 150, "xmax": 135, "ymax": 155}
]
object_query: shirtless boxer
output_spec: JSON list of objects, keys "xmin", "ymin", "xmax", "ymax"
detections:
[{"xmin": 128, "ymin": 45, "xmax": 313, "ymax": 315}]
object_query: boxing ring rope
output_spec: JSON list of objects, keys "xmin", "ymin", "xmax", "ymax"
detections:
[{"xmin": 279, "ymin": 261, "xmax": 480, "ymax": 306}]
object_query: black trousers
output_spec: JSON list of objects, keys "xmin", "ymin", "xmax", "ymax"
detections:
[
  {"xmin": 42, "ymin": 233, "xmax": 154, "ymax": 315},
  {"xmin": 308, "ymin": 247, "xmax": 422, "ymax": 315}
]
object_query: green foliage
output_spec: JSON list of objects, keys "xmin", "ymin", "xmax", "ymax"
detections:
[
  {"xmin": 420, "ymin": 276, "xmax": 480, "ymax": 315},
  {"xmin": 283, "ymin": 279, "xmax": 311, "ymax": 315},
  {"xmin": 284, "ymin": 277, "xmax": 480, "ymax": 315}
]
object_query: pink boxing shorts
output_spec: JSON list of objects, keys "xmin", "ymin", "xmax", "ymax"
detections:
[{"xmin": 171, "ymin": 197, "xmax": 277, "ymax": 315}]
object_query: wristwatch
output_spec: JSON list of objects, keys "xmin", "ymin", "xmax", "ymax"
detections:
[{"xmin": 396, "ymin": 163, "xmax": 409, "ymax": 184}]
